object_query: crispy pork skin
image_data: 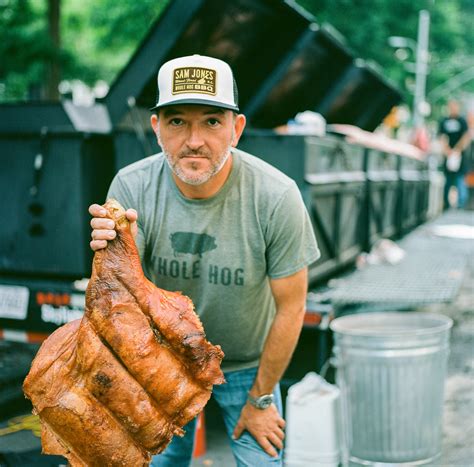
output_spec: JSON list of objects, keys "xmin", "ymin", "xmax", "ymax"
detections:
[{"xmin": 23, "ymin": 199, "xmax": 224, "ymax": 466}]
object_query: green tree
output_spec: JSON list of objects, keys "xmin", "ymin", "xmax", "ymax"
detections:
[
  {"xmin": 297, "ymin": 0, "xmax": 474, "ymax": 109},
  {"xmin": 0, "ymin": 0, "xmax": 169, "ymax": 102},
  {"xmin": 60, "ymin": 0, "xmax": 169, "ymax": 85},
  {"xmin": 1, "ymin": 0, "xmax": 472, "ymax": 114},
  {"xmin": 0, "ymin": 0, "xmax": 50, "ymax": 100}
]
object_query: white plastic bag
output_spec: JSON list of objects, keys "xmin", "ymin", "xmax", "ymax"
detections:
[{"xmin": 446, "ymin": 151, "xmax": 461, "ymax": 172}]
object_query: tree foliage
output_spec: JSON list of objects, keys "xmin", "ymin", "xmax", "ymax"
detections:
[
  {"xmin": 0, "ymin": 0, "xmax": 51, "ymax": 100},
  {"xmin": 0, "ymin": 0, "xmax": 169, "ymax": 101},
  {"xmin": 298, "ymin": 0, "xmax": 474, "ymax": 107},
  {"xmin": 60, "ymin": 0, "xmax": 170, "ymax": 85},
  {"xmin": 0, "ymin": 0, "xmax": 472, "ymax": 114}
]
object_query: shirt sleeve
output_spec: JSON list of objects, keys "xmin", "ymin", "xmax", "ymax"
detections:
[
  {"xmin": 107, "ymin": 174, "xmax": 146, "ymax": 261},
  {"xmin": 265, "ymin": 182, "xmax": 320, "ymax": 279}
]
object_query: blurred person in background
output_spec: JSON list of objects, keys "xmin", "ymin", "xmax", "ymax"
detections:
[{"xmin": 438, "ymin": 100, "xmax": 471, "ymax": 209}]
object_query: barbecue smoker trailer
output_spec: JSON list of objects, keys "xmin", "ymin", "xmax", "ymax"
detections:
[
  {"xmin": 0, "ymin": 0, "xmax": 429, "ymax": 359},
  {"xmin": 0, "ymin": 102, "xmax": 114, "ymax": 338},
  {"xmin": 238, "ymin": 127, "xmax": 428, "ymax": 284}
]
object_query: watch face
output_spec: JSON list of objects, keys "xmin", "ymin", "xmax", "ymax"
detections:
[
  {"xmin": 257, "ymin": 395, "xmax": 273, "ymax": 409},
  {"xmin": 248, "ymin": 393, "xmax": 274, "ymax": 409}
]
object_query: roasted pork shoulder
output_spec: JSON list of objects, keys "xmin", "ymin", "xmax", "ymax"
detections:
[{"xmin": 23, "ymin": 199, "xmax": 225, "ymax": 466}]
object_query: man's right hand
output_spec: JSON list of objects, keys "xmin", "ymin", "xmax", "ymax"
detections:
[{"xmin": 89, "ymin": 204, "xmax": 138, "ymax": 251}]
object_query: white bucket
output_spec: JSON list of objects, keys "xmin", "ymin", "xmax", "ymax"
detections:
[{"xmin": 285, "ymin": 372, "xmax": 342, "ymax": 467}]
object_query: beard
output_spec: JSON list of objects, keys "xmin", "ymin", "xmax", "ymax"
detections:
[{"xmin": 159, "ymin": 133, "xmax": 234, "ymax": 186}]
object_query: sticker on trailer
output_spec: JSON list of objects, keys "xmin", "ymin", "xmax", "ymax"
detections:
[
  {"xmin": 0, "ymin": 285, "xmax": 30, "ymax": 320},
  {"xmin": 41, "ymin": 304, "xmax": 84, "ymax": 326},
  {"xmin": 70, "ymin": 293, "xmax": 85, "ymax": 308}
]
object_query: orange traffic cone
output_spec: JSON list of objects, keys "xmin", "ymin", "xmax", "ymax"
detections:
[{"xmin": 192, "ymin": 411, "xmax": 207, "ymax": 458}]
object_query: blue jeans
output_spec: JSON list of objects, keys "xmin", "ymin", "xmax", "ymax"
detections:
[
  {"xmin": 151, "ymin": 367, "xmax": 283, "ymax": 467},
  {"xmin": 444, "ymin": 171, "xmax": 468, "ymax": 209}
]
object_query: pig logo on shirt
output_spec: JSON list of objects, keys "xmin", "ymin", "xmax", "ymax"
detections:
[{"xmin": 170, "ymin": 232, "xmax": 217, "ymax": 258}]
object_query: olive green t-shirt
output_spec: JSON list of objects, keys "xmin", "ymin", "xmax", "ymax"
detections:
[{"xmin": 107, "ymin": 148, "xmax": 320, "ymax": 371}]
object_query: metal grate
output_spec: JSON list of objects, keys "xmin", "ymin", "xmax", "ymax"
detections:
[{"xmin": 327, "ymin": 210, "xmax": 474, "ymax": 307}]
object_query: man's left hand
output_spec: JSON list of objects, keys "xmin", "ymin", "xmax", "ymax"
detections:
[{"xmin": 232, "ymin": 402, "xmax": 285, "ymax": 458}]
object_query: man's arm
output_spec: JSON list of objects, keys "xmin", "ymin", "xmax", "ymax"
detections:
[
  {"xmin": 453, "ymin": 129, "xmax": 472, "ymax": 153},
  {"xmin": 233, "ymin": 267, "xmax": 308, "ymax": 457},
  {"xmin": 439, "ymin": 134, "xmax": 451, "ymax": 155}
]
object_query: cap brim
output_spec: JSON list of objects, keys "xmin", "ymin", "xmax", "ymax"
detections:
[{"xmin": 149, "ymin": 98, "xmax": 239, "ymax": 112}]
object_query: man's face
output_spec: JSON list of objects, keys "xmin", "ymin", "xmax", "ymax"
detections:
[
  {"xmin": 448, "ymin": 101, "xmax": 460, "ymax": 117},
  {"xmin": 152, "ymin": 105, "xmax": 244, "ymax": 186}
]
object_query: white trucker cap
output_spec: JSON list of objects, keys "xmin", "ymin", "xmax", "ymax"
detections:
[{"xmin": 150, "ymin": 54, "xmax": 239, "ymax": 112}]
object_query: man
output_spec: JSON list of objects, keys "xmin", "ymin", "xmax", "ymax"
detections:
[
  {"xmin": 438, "ymin": 100, "xmax": 471, "ymax": 209},
  {"xmin": 89, "ymin": 54, "xmax": 319, "ymax": 466}
]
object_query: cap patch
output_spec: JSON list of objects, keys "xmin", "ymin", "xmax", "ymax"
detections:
[{"xmin": 172, "ymin": 67, "xmax": 217, "ymax": 95}]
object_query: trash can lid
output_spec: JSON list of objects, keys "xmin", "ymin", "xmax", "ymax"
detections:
[{"xmin": 330, "ymin": 311, "xmax": 453, "ymax": 337}]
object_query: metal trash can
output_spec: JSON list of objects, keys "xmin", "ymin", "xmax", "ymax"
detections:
[{"xmin": 330, "ymin": 312, "xmax": 452, "ymax": 465}]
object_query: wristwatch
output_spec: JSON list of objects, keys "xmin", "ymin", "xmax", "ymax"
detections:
[{"xmin": 247, "ymin": 393, "xmax": 274, "ymax": 410}]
